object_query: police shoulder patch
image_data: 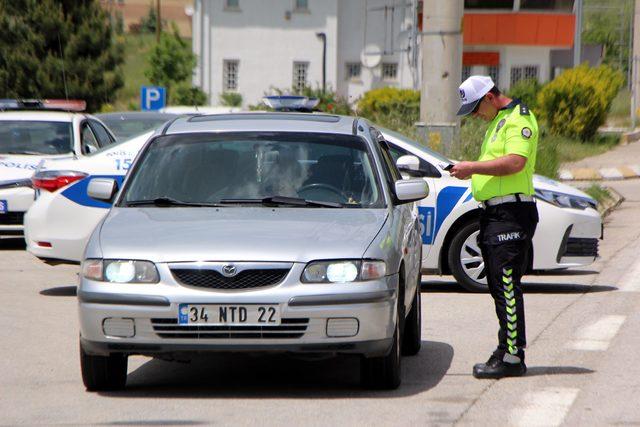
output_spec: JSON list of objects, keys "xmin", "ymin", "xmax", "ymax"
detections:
[
  {"xmin": 519, "ymin": 104, "xmax": 530, "ymax": 115},
  {"xmin": 521, "ymin": 127, "xmax": 532, "ymax": 139}
]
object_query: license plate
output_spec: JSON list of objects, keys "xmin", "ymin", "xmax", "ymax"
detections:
[
  {"xmin": 0, "ymin": 200, "xmax": 6, "ymax": 214},
  {"xmin": 178, "ymin": 304, "xmax": 281, "ymax": 325}
]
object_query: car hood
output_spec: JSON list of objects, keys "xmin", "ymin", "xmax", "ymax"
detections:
[
  {"xmin": 98, "ymin": 207, "xmax": 389, "ymax": 263},
  {"xmin": 532, "ymin": 174, "xmax": 593, "ymax": 200}
]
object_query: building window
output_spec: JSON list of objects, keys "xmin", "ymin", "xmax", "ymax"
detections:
[
  {"xmin": 510, "ymin": 65, "xmax": 538, "ymax": 87},
  {"xmin": 223, "ymin": 60, "xmax": 239, "ymax": 91},
  {"xmin": 225, "ymin": 0, "xmax": 240, "ymax": 10},
  {"xmin": 346, "ymin": 62, "xmax": 361, "ymax": 81},
  {"xmin": 294, "ymin": 0, "xmax": 309, "ymax": 11},
  {"xmin": 487, "ymin": 65, "xmax": 499, "ymax": 87},
  {"xmin": 462, "ymin": 65, "xmax": 472, "ymax": 82},
  {"xmin": 382, "ymin": 62, "xmax": 398, "ymax": 80},
  {"xmin": 293, "ymin": 61, "xmax": 309, "ymax": 92},
  {"xmin": 464, "ymin": 0, "xmax": 513, "ymax": 9}
]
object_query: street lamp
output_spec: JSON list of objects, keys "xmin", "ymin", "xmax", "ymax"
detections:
[{"xmin": 316, "ymin": 32, "xmax": 326, "ymax": 93}]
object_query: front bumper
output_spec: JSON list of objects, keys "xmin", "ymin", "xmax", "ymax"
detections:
[
  {"xmin": 532, "ymin": 202, "xmax": 602, "ymax": 270},
  {"xmin": 0, "ymin": 187, "xmax": 34, "ymax": 237},
  {"xmin": 79, "ymin": 264, "xmax": 398, "ymax": 358}
]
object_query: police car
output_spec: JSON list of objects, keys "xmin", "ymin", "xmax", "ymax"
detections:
[
  {"xmin": 0, "ymin": 99, "xmax": 117, "ymax": 239},
  {"xmin": 24, "ymin": 98, "xmax": 602, "ymax": 292}
]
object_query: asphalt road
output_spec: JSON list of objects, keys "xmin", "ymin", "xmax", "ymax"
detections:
[{"xmin": 1, "ymin": 180, "xmax": 639, "ymax": 426}]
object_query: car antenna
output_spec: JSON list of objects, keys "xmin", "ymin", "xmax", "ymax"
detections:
[{"xmin": 57, "ymin": 34, "xmax": 69, "ymax": 101}]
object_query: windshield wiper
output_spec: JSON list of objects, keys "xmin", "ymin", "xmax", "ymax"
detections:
[
  {"xmin": 124, "ymin": 197, "xmax": 223, "ymax": 207},
  {"xmin": 219, "ymin": 195, "xmax": 343, "ymax": 208},
  {"xmin": 5, "ymin": 150, "xmax": 46, "ymax": 155}
]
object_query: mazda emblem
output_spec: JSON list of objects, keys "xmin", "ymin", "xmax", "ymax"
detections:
[{"xmin": 221, "ymin": 264, "xmax": 238, "ymax": 277}]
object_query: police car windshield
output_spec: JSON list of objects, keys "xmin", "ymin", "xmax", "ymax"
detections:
[
  {"xmin": 0, "ymin": 121, "xmax": 73, "ymax": 155},
  {"xmin": 120, "ymin": 132, "xmax": 385, "ymax": 208}
]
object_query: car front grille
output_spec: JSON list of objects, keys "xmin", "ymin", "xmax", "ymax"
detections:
[
  {"xmin": 151, "ymin": 318, "xmax": 309, "ymax": 339},
  {"xmin": 170, "ymin": 268, "xmax": 290, "ymax": 290},
  {"xmin": 564, "ymin": 237, "xmax": 599, "ymax": 258},
  {"xmin": 0, "ymin": 212, "xmax": 24, "ymax": 226}
]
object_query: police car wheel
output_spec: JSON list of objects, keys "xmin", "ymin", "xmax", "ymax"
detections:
[{"xmin": 448, "ymin": 221, "xmax": 490, "ymax": 293}]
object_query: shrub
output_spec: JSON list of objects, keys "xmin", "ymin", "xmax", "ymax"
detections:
[
  {"xmin": 357, "ymin": 87, "xmax": 420, "ymax": 130},
  {"xmin": 173, "ymin": 84, "xmax": 208, "ymax": 106},
  {"xmin": 537, "ymin": 64, "xmax": 624, "ymax": 141},
  {"xmin": 507, "ymin": 78, "xmax": 542, "ymax": 110},
  {"xmin": 219, "ymin": 92, "xmax": 243, "ymax": 107}
]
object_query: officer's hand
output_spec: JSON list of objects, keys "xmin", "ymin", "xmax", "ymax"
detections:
[{"xmin": 450, "ymin": 161, "xmax": 475, "ymax": 180}]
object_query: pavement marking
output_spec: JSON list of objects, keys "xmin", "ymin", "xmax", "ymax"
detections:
[
  {"xmin": 617, "ymin": 258, "xmax": 640, "ymax": 292},
  {"xmin": 567, "ymin": 315, "xmax": 626, "ymax": 351},
  {"xmin": 599, "ymin": 168, "xmax": 624, "ymax": 180},
  {"xmin": 511, "ymin": 387, "xmax": 579, "ymax": 427}
]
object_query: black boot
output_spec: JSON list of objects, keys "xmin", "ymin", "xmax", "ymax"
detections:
[{"xmin": 473, "ymin": 355, "xmax": 526, "ymax": 379}]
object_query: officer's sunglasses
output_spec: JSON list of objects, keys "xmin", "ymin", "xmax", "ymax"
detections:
[{"xmin": 471, "ymin": 95, "xmax": 485, "ymax": 114}]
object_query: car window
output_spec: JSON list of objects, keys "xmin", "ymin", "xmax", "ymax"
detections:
[
  {"xmin": 80, "ymin": 122, "xmax": 100, "ymax": 154},
  {"xmin": 89, "ymin": 120, "xmax": 114, "ymax": 147},
  {"xmin": 120, "ymin": 132, "xmax": 385, "ymax": 208},
  {"xmin": 388, "ymin": 143, "xmax": 441, "ymax": 177},
  {"xmin": 379, "ymin": 126, "xmax": 453, "ymax": 164},
  {"xmin": 0, "ymin": 120, "xmax": 73, "ymax": 155},
  {"xmin": 96, "ymin": 114, "xmax": 176, "ymax": 140},
  {"xmin": 369, "ymin": 126, "xmax": 402, "ymax": 188}
]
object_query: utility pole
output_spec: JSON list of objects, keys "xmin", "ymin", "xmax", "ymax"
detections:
[
  {"xmin": 574, "ymin": 0, "xmax": 583, "ymax": 67},
  {"xmin": 156, "ymin": 0, "xmax": 162, "ymax": 43},
  {"xmin": 633, "ymin": 0, "xmax": 640, "ymax": 129},
  {"xmin": 418, "ymin": 0, "xmax": 464, "ymax": 156}
]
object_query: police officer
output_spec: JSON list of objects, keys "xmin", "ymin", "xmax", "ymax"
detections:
[{"xmin": 450, "ymin": 75, "xmax": 539, "ymax": 379}]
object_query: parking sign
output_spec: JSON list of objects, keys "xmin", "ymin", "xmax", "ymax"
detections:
[{"xmin": 140, "ymin": 86, "xmax": 166, "ymax": 111}]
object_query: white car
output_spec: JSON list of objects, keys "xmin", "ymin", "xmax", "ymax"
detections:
[
  {"xmin": 0, "ymin": 99, "xmax": 116, "ymax": 239},
  {"xmin": 25, "ymin": 115, "xmax": 602, "ymax": 292}
]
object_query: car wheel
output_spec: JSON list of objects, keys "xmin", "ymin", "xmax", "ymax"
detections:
[
  {"xmin": 80, "ymin": 343, "xmax": 128, "ymax": 391},
  {"xmin": 401, "ymin": 277, "xmax": 421, "ymax": 356},
  {"xmin": 360, "ymin": 302, "xmax": 402, "ymax": 390},
  {"xmin": 448, "ymin": 221, "xmax": 489, "ymax": 293}
]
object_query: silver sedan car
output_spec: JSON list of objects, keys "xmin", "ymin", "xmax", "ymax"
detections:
[{"xmin": 78, "ymin": 113, "xmax": 428, "ymax": 391}]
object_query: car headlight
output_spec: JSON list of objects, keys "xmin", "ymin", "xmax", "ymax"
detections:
[
  {"xmin": 81, "ymin": 259, "xmax": 159, "ymax": 283},
  {"xmin": 301, "ymin": 260, "xmax": 386, "ymax": 283},
  {"xmin": 534, "ymin": 189, "xmax": 597, "ymax": 210}
]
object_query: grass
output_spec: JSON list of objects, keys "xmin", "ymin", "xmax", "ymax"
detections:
[
  {"xmin": 553, "ymin": 133, "xmax": 620, "ymax": 163},
  {"xmin": 606, "ymin": 88, "xmax": 631, "ymax": 127}
]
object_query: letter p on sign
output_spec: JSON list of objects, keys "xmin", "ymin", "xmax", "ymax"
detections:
[{"xmin": 141, "ymin": 86, "xmax": 166, "ymax": 111}]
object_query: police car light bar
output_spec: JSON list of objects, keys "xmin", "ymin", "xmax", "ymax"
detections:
[
  {"xmin": 0, "ymin": 99, "xmax": 86, "ymax": 112},
  {"xmin": 262, "ymin": 96, "xmax": 320, "ymax": 112}
]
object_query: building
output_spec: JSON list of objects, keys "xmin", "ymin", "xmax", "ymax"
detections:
[{"xmin": 192, "ymin": 0, "xmax": 597, "ymax": 107}]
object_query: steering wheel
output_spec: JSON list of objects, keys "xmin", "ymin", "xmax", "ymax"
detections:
[{"xmin": 297, "ymin": 183, "xmax": 348, "ymax": 203}]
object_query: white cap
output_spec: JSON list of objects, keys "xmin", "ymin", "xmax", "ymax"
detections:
[{"xmin": 456, "ymin": 75, "xmax": 495, "ymax": 116}]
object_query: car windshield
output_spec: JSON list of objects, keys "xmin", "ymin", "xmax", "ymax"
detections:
[
  {"xmin": 120, "ymin": 132, "xmax": 384, "ymax": 208},
  {"xmin": 0, "ymin": 120, "xmax": 73, "ymax": 155},
  {"xmin": 96, "ymin": 114, "xmax": 176, "ymax": 139}
]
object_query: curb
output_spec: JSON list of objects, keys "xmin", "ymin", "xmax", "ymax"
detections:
[
  {"xmin": 599, "ymin": 186, "xmax": 625, "ymax": 218},
  {"xmin": 559, "ymin": 166, "xmax": 640, "ymax": 181}
]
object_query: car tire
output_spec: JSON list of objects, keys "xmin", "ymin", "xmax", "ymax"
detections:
[
  {"xmin": 448, "ymin": 221, "xmax": 490, "ymax": 293},
  {"xmin": 80, "ymin": 343, "xmax": 128, "ymax": 391},
  {"xmin": 401, "ymin": 277, "xmax": 421, "ymax": 356},
  {"xmin": 360, "ymin": 300, "xmax": 402, "ymax": 390}
]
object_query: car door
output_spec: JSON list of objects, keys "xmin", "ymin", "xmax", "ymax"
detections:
[
  {"xmin": 386, "ymin": 142, "xmax": 440, "ymax": 261},
  {"xmin": 79, "ymin": 121, "xmax": 100, "ymax": 155}
]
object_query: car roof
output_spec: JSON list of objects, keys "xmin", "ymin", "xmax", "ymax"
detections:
[
  {"xmin": 0, "ymin": 110, "xmax": 79, "ymax": 122},
  {"xmin": 163, "ymin": 112, "xmax": 359, "ymax": 136},
  {"xmin": 95, "ymin": 112, "xmax": 178, "ymax": 120}
]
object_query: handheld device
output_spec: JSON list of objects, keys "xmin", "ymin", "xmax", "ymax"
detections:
[{"xmin": 440, "ymin": 163, "xmax": 454, "ymax": 171}]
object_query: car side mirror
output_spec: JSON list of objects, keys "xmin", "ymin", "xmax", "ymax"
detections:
[
  {"xmin": 394, "ymin": 178, "xmax": 429, "ymax": 204},
  {"xmin": 396, "ymin": 154, "xmax": 441, "ymax": 178},
  {"xmin": 396, "ymin": 155, "xmax": 420, "ymax": 171},
  {"xmin": 87, "ymin": 178, "xmax": 118, "ymax": 202}
]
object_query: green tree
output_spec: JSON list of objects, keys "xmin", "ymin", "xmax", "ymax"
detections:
[
  {"xmin": 0, "ymin": 0, "xmax": 124, "ymax": 112},
  {"xmin": 583, "ymin": 0, "xmax": 633, "ymax": 75},
  {"xmin": 173, "ymin": 83, "xmax": 208, "ymax": 106},
  {"xmin": 145, "ymin": 26, "xmax": 196, "ymax": 103}
]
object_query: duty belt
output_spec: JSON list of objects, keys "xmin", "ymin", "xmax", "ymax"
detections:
[{"xmin": 481, "ymin": 193, "xmax": 535, "ymax": 208}]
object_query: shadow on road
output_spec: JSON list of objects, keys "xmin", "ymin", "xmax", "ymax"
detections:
[
  {"xmin": 101, "ymin": 340, "xmax": 453, "ymax": 398},
  {"xmin": 420, "ymin": 282, "xmax": 617, "ymax": 294},
  {"xmin": 0, "ymin": 239, "xmax": 25, "ymax": 250},
  {"xmin": 40, "ymin": 285, "xmax": 77, "ymax": 297},
  {"xmin": 526, "ymin": 366, "xmax": 595, "ymax": 377}
]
